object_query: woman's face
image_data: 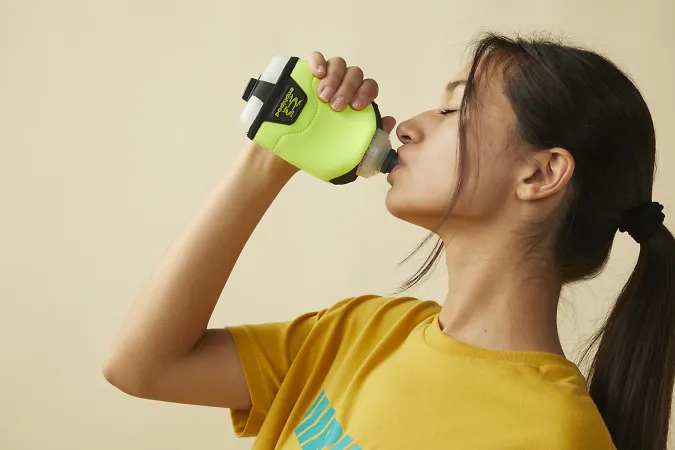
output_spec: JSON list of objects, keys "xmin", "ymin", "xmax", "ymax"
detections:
[{"xmin": 385, "ymin": 66, "xmax": 523, "ymax": 233}]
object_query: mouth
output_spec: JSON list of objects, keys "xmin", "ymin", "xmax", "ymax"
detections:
[
  {"xmin": 386, "ymin": 163, "xmax": 401, "ymax": 184},
  {"xmin": 386, "ymin": 148, "xmax": 406, "ymax": 183},
  {"xmin": 394, "ymin": 147, "xmax": 408, "ymax": 165}
]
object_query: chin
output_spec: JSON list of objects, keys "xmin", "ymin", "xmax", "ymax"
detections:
[
  {"xmin": 385, "ymin": 189, "xmax": 444, "ymax": 231},
  {"xmin": 385, "ymin": 188, "xmax": 406, "ymax": 220}
]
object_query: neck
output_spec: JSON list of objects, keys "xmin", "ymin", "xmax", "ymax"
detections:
[{"xmin": 438, "ymin": 222, "xmax": 565, "ymax": 357}]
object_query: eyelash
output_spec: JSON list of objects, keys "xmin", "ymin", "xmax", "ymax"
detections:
[{"xmin": 438, "ymin": 108, "xmax": 458, "ymax": 115}]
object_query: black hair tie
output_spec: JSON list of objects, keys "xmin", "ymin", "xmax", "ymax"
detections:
[{"xmin": 619, "ymin": 202, "xmax": 665, "ymax": 243}]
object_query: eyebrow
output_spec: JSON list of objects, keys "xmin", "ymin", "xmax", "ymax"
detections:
[{"xmin": 446, "ymin": 80, "xmax": 467, "ymax": 93}]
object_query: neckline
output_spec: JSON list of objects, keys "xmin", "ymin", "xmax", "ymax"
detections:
[{"xmin": 423, "ymin": 314, "xmax": 580, "ymax": 369}]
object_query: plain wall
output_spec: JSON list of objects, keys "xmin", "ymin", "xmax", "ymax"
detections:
[{"xmin": 2, "ymin": 0, "xmax": 674, "ymax": 448}]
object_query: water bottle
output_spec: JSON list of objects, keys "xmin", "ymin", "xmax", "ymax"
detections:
[{"xmin": 240, "ymin": 55, "xmax": 398, "ymax": 185}]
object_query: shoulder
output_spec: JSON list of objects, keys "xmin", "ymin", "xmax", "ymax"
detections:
[
  {"xmin": 535, "ymin": 375, "xmax": 616, "ymax": 449},
  {"xmin": 321, "ymin": 294, "xmax": 441, "ymax": 320},
  {"xmin": 553, "ymin": 405, "xmax": 615, "ymax": 449},
  {"xmin": 315, "ymin": 294, "xmax": 441, "ymax": 332}
]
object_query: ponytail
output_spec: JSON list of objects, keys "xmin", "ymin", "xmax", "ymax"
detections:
[{"xmin": 584, "ymin": 222, "xmax": 675, "ymax": 449}]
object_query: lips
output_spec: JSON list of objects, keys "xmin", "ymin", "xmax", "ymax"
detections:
[
  {"xmin": 386, "ymin": 147, "xmax": 407, "ymax": 184},
  {"xmin": 394, "ymin": 149, "xmax": 407, "ymax": 168},
  {"xmin": 386, "ymin": 161, "xmax": 402, "ymax": 184}
]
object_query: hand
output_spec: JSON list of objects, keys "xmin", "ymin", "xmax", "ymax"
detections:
[{"xmin": 307, "ymin": 52, "xmax": 396, "ymax": 134}]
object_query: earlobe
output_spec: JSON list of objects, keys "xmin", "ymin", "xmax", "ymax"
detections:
[{"xmin": 517, "ymin": 148, "xmax": 575, "ymax": 201}]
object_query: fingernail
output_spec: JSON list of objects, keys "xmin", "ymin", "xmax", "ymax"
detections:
[
  {"xmin": 317, "ymin": 65, "xmax": 326, "ymax": 76},
  {"xmin": 331, "ymin": 96, "xmax": 345, "ymax": 110},
  {"xmin": 319, "ymin": 86, "xmax": 334, "ymax": 102},
  {"xmin": 351, "ymin": 99, "xmax": 362, "ymax": 109}
]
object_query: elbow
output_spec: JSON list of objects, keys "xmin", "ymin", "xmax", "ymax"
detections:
[{"xmin": 102, "ymin": 350, "xmax": 155, "ymax": 399}]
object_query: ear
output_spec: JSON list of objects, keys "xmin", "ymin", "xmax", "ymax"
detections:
[{"xmin": 516, "ymin": 148, "xmax": 575, "ymax": 201}]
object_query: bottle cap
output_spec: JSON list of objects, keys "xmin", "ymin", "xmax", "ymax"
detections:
[
  {"xmin": 356, "ymin": 129, "xmax": 396, "ymax": 178},
  {"xmin": 380, "ymin": 149, "xmax": 398, "ymax": 173}
]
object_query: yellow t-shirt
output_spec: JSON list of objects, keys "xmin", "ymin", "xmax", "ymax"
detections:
[{"xmin": 227, "ymin": 295, "xmax": 615, "ymax": 449}]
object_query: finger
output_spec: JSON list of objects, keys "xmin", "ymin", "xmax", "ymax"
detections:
[
  {"xmin": 330, "ymin": 66, "xmax": 364, "ymax": 111},
  {"xmin": 307, "ymin": 51, "xmax": 327, "ymax": 78},
  {"xmin": 382, "ymin": 116, "xmax": 396, "ymax": 134},
  {"xmin": 350, "ymin": 78, "xmax": 379, "ymax": 110},
  {"xmin": 318, "ymin": 57, "xmax": 347, "ymax": 103}
]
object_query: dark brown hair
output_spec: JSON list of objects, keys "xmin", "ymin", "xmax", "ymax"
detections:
[{"xmin": 402, "ymin": 32, "xmax": 675, "ymax": 449}]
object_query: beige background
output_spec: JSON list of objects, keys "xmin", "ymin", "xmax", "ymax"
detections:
[{"xmin": 2, "ymin": 0, "xmax": 674, "ymax": 449}]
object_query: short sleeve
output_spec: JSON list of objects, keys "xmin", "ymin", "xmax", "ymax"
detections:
[
  {"xmin": 226, "ymin": 298, "xmax": 353, "ymax": 437},
  {"xmin": 225, "ymin": 295, "xmax": 437, "ymax": 438}
]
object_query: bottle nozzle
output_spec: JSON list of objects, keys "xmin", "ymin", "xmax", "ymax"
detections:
[
  {"xmin": 356, "ymin": 129, "xmax": 398, "ymax": 179},
  {"xmin": 380, "ymin": 149, "xmax": 398, "ymax": 174}
]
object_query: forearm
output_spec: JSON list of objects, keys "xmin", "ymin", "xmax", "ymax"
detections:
[{"xmin": 105, "ymin": 143, "xmax": 295, "ymax": 377}]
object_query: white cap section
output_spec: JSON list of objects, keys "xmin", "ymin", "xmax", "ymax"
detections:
[
  {"xmin": 260, "ymin": 55, "xmax": 291, "ymax": 84},
  {"xmin": 240, "ymin": 96, "xmax": 264, "ymax": 131},
  {"xmin": 240, "ymin": 55, "xmax": 292, "ymax": 131}
]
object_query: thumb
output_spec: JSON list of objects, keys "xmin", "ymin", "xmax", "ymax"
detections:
[{"xmin": 382, "ymin": 116, "xmax": 396, "ymax": 135}]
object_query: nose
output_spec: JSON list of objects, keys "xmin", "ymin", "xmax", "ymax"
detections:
[{"xmin": 396, "ymin": 116, "xmax": 423, "ymax": 144}]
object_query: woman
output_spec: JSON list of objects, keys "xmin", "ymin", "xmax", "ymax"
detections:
[{"xmin": 104, "ymin": 32, "xmax": 674, "ymax": 449}]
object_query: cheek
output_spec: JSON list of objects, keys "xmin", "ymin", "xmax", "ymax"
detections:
[
  {"xmin": 452, "ymin": 150, "xmax": 516, "ymax": 219},
  {"xmin": 385, "ymin": 139, "xmax": 459, "ymax": 228}
]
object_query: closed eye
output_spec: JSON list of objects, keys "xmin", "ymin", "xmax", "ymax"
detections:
[{"xmin": 438, "ymin": 108, "xmax": 458, "ymax": 115}]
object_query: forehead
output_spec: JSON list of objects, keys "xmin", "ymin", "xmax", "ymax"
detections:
[
  {"xmin": 444, "ymin": 64, "xmax": 513, "ymax": 115},
  {"xmin": 442, "ymin": 67, "xmax": 470, "ymax": 100}
]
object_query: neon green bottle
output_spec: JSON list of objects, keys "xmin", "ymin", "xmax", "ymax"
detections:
[{"xmin": 240, "ymin": 56, "xmax": 398, "ymax": 184}]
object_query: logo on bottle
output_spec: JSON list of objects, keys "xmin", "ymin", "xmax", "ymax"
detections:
[
  {"xmin": 276, "ymin": 87, "xmax": 303, "ymax": 119},
  {"xmin": 268, "ymin": 77, "xmax": 307, "ymax": 125}
]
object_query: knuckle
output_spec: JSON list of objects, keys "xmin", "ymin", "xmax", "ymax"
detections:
[
  {"xmin": 363, "ymin": 77, "xmax": 378, "ymax": 87},
  {"xmin": 335, "ymin": 67, "xmax": 364, "ymax": 93},
  {"xmin": 347, "ymin": 66, "xmax": 364, "ymax": 79},
  {"xmin": 341, "ymin": 79, "xmax": 362, "ymax": 94},
  {"xmin": 308, "ymin": 51, "xmax": 325, "ymax": 66},
  {"xmin": 354, "ymin": 79, "xmax": 377, "ymax": 100},
  {"xmin": 328, "ymin": 56, "xmax": 347, "ymax": 68},
  {"xmin": 363, "ymin": 78, "xmax": 379, "ymax": 95}
]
